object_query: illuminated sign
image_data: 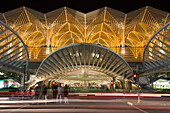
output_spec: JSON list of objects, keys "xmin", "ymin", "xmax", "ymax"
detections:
[
  {"xmin": 0, "ymin": 79, "xmax": 20, "ymax": 89},
  {"xmin": 153, "ymin": 79, "xmax": 170, "ymax": 89}
]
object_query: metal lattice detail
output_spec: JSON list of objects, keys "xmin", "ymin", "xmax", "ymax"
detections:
[
  {"xmin": 0, "ymin": 20, "xmax": 29, "ymax": 74},
  {"xmin": 36, "ymin": 43, "xmax": 133, "ymax": 80},
  {"xmin": 0, "ymin": 6, "xmax": 169, "ymax": 61},
  {"xmin": 143, "ymin": 22, "xmax": 170, "ymax": 74}
]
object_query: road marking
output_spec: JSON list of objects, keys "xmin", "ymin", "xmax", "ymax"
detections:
[
  {"xmin": 127, "ymin": 102, "xmax": 148, "ymax": 113},
  {"xmin": 127, "ymin": 102, "xmax": 133, "ymax": 106},
  {"xmin": 112, "ymin": 99, "xmax": 142, "ymax": 101},
  {"xmin": 2, "ymin": 104, "xmax": 30, "ymax": 113}
]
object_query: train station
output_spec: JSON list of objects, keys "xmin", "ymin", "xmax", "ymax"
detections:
[{"xmin": 0, "ymin": 6, "xmax": 169, "ymax": 91}]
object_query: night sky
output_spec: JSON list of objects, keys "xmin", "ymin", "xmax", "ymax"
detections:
[{"xmin": 0, "ymin": 0, "xmax": 169, "ymax": 13}]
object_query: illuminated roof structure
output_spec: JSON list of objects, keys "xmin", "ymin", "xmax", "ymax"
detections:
[
  {"xmin": 0, "ymin": 6, "xmax": 169, "ymax": 61},
  {"xmin": 35, "ymin": 43, "xmax": 133, "ymax": 81},
  {"xmin": 0, "ymin": 20, "xmax": 29, "ymax": 74},
  {"xmin": 143, "ymin": 21, "xmax": 170, "ymax": 75}
]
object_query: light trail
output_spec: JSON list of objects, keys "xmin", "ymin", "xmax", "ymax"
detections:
[
  {"xmin": 0, "ymin": 99, "xmax": 127, "ymax": 104},
  {"xmin": 1, "ymin": 104, "xmax": 170, "ymax": 110}
]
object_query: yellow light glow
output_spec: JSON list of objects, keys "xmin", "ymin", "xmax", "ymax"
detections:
[
  {"xmin": 46, "ymin": 48, "xmax": 50, "ymax": 54},
  {"xmin": 160, "ymin": 49, "xmax": 164, "ymax": 54},
  {"xmin": 2, "ymin": 6, "xmax": 167, "ymax": 62},
  {"xmin": 121, "ymin": 48, "xmax": 125, "ymax": 54},
  {"xmin": 8, "ymin": 43, "xmax": 12, "ymax": 54}
]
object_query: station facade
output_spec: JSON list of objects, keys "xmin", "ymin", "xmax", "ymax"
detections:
[{"xmin": 0, "ymin": 6, "xmax": 169, "ymax": 90}]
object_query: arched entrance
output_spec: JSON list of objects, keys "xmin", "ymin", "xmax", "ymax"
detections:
[{"xmin": 32, "ymin": 43, "xmax": 133, "ymax": 90}]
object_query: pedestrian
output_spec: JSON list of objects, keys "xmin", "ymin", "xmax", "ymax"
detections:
[
  {"xmin": 42, "ymin": 84, "xmax": 48, "ymax": 104},
  {"xmin": 32, "ymin": 84, "xmax": 40, "ymax": 104},
  {"xmin": 47, "ymin": 84, "xmax": 52, "ymax": 98},
  {"xmin": 56, "ymin": 83, "xmax": 62, "ymax": 103},
  {"xmin": 52, "ymin": 82, "xmax": 58, "ymax": 98},
  {"xmin": 110, "ymin": 80, "xmax": 113, "ymax": 89},
  {"xmin": 64, "ymin": 84, "xmax": 69, "ymax": 104}
]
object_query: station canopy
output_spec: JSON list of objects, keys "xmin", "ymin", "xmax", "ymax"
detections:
[
  {"xmin": 0, "ymin": 6, "xmax": 169, "ymax": 61},
  {"xmin": 35, "ymin": 43, "xmax": 133, "ymax": 82},
  {"xmin": 143, "ymin": 21, "xmax": 170, "ymax": 75},
  {"xmin": 0, "ymin": 20, "xmax": 29, "ymax": 74}
]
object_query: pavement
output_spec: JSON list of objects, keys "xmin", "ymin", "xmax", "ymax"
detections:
[
  {"xmin": 1, "ymin": 98, "xmax": 170, "ymax": 113},
  {"xmin": 1, "ymin": 93, "xmax": 170, "ymax": 112}
]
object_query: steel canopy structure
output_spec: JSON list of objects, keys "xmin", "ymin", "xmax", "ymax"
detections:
[
  {"xmin": 0, "ymin": 6, "xmax": 169, "ymax": 61},
  {"xmin": 0, "ymin": 20, "xmax": 29, "ymax": 74},
  {"xmin": 143, "ymin": 21, "xmax": 170, "ymax": 75},
  {"xmin": 0, "ymin": 6, "xmax": 169, "ymax": 87},
  {"xmin": 35, "ymin": 43, "xmax": 133, "ymax": 81}
]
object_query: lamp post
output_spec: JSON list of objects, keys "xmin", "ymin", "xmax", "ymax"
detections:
[{"xmin": 136, "ymin": 65, "xmax": 140, "ymax": 103}]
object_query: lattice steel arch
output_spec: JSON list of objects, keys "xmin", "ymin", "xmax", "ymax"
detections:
[
  {"xmin": 36, "ymin": 43, "xmax": 133, "ymax": 81},
  {"xmin": 0, "ymin": 20, "xmax": 29, "ymax": 74},
  {"xmin": 143, "ymin": 21, "xmax": 170, "ymax": 75},
  {"xmin": 1, "ymin": 6, "xmax": 169, "ymax": 61}
]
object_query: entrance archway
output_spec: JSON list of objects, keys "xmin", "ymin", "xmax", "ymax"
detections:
[{"xmin": 35, "ymin": 43, "xmax": 133, "ymax": 85}]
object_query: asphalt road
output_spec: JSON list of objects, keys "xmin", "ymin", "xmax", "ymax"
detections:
[{"xmin": 1, "ymin": 98, "xmax": 170, "ymax": 113}]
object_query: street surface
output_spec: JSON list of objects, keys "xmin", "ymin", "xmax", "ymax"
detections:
[{"xmin": 1, "ymin": 95, "xmax": 170, "ymax": 113}]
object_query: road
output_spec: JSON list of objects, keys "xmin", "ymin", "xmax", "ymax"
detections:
[{"xmin": 1, "ymin": 97, "xmax": 170, "ymax": 113}]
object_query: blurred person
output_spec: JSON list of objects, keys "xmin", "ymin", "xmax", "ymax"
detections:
[
  {"xmin": 47, "ymin": 84, "xmax": 52, "ymax": 98},
  {"xmin": 64, "ymin": 84, "xmax": 69, "ymax": 104},
  {"xmin": 52, "ymin": 82, "xmax": 58, "ymax": 98},
  {"xmin": 110, "ymin": 80, "xmax": 113, "ymax": 89},
  {"xmin": 42, "ymin": 84, "xmax": 48, "ymax": 104},
  {"xmin": 56, "ymin": 83, "xmax": 62, "ymax": 103},
  {"xmin": 32, "ymin": 84, "xmax": 40, "ymax": 103}
]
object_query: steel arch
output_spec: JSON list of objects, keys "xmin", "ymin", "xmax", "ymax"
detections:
[
  {"xmin": 0, "ymin": 20, "xmax": 29, "ymax": 74},
  {"xmin": 36, "ymin": 43, "xmax": 133, "ymax": 81},
  {"xmin": 143, "ymin": 21, "xmax": 170, "ymax": 74}
]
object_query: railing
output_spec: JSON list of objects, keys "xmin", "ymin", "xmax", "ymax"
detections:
[{"xmin": 27, "ymin": 47, "xmax": 144, "ymax": 62}]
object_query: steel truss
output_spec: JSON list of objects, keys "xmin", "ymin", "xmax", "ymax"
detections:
[
  {"xmin": 36, "ymin": 43, "xmax": 133, "ymax": 81},
  {"xmin": 1, "ymin": 6, "xmax": 169, "ymax": 61},
  {"xmin": 0, "ymin": 20, "xmax": 29, "ymax": 74},
  {"xmin": 143, "ymin": 22, "xmax": 170, "ymax": 74}
]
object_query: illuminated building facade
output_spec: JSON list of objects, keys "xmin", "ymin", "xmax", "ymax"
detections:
[{"xmin": 0, "ymin": 6, "xmax": 169, "ymax": 62}]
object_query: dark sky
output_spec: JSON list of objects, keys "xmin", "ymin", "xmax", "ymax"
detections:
[{"xmin": 0, "ymin": 0, "xmax": 169, "ymax": 13}]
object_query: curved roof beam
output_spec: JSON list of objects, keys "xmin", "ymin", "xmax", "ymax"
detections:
[
  {"xmin": 143, "ymin": 21, "xmax": 170, "ymax": 75},
  {"xmin": 0, "ymin": 20, "xmax": 29, "ymax": 74}
]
